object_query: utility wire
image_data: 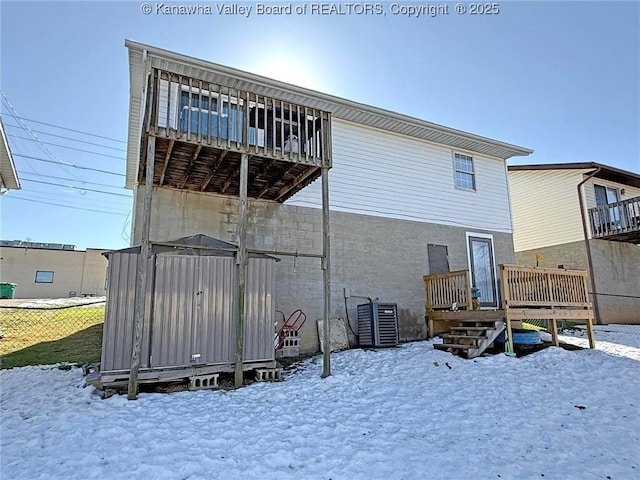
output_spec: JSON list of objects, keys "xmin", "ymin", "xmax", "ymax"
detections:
[
  {"xmin": 12, "ymin": 154, "xmax": 125, "ymax": 177},
  {"xmin": 0, "ymin": 113, "xmax": 126, "ymax": 144},
  {"xmin": 2, "ymin": 197, "xmax": 129, "ymax": 216},
  {"xmin": 20, "ymin": 172, "xmax": 126, "ymax": 190},
  {"xmin": 21, "ymin": 178, "xmax": 133, "ymax": 198},
  {"xmin": 12, "ymin": 189, "xmax": 131, "ymax": 214},
  {"xmin": 15, "ymin": 190, "xmax": 132, "ymax": 209},
  {"xmin": 4, "ymin": 124, "xmax": 126, "ymax": 152},
  {"xmin": 8, "ymin": 135, "xmax": 125, "ymax": 160},
  {"xmin": 1, "ymin": 92, "xmax": 84, "ymax": 180}
]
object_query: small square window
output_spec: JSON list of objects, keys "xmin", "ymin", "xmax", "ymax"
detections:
[
  {"xmin": 35, "ymin": 271, "xmax": 54, "ymax": 283},
  {"xmin": 454, "ymin": 153, "xmax": 476, "ymax": 190}
]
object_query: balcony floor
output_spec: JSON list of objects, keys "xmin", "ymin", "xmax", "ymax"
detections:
[{"xmin": 139, "ymin": 136, "xmax": 321, "ymax": 202}]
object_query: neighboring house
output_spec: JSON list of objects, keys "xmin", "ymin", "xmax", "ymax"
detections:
[
  {"xmin": 0, "ymin": 117, "xmax": 20, "ymax": 192},
  {"xmin": 0, "ymin": 241, "xmax": 108, "ymax": 298},
  {"xmin": 124, "ymin": 40, "xmax": 532, "ymax": 353},
  {"xmin": 508, "ymin": 163, "xmax": 640, "ymax": 324}
]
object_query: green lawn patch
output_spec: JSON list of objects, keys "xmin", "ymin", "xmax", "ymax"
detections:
[{"xmin": 0, "ymin": 305, "xmax": 104, "ymax": 369}]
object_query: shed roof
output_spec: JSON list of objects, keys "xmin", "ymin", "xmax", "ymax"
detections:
[
  {"xmin": 105, "ymin": 234, "xmax": 279, "ymax": 260},
  {"xmin": 125, "ymin": 40, "xmax": 533, "ymax": 188}
]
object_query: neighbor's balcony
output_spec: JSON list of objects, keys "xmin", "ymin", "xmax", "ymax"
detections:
[
  {"xmin": 588, "ymin": 196, "xmax": 640, "ymax": 243},
  {"xmin": 138, "ymin": 69, "xmax": 332, "ymax": 202}
]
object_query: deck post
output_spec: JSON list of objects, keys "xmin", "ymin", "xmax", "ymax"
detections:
[
  {"xmin": 128, "ymin": 135, "xmax": 155, "ymax": 400},
  {"xmin": 500, "ymin": 266, "xmax": 515, "ymax": 354},
  {"xmin": 550, "ymin": 318, "xmax": 559, "ymax": 347},
  {"xmin": 235, "ymin": 153, "xmax": 249, "ymax": 388},
  {"xmin": 321, "ymin": 166, "xmax": 331, "ymax": 378},
  {"xmin": 585, "ymin": 315, "xmax": 596, "ymax": 349}
]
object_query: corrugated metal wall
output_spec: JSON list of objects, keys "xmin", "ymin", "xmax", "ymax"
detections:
[
  {"xmin": 101, "ymin": 253, "xmax": 154, "ymax": 372},
  {"xmin": 101, "ymin": 252, "xmax": 276, "ymax": 373},
  {"xmin": 245, "ymin": 258, "xmax": 276, "ymax": 361}
]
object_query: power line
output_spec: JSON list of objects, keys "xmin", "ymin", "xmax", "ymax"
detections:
[
  {"xmin": 20, "ymin": 172, "xmax": 125, "ymax": 190},
  {"xmin": 8, "ymin": 135, "xmax": 125, "ymax": 160},
  {"xmin": 1, "ymin": 92, "xmax": 83, "ymax": 180},
  {"xmin": 21, "ymin": 178, "xmax": 133, "ymax": 198},
  {"xmin": 12, "ymin": 154, "xmax": 125, "ymax": 177},
  {"xmin": 0, "ymin": 113, "xmax": 126, "ymax": 144},
  {"xmin": 2, "ymin": 196, "xmax": 129, "ymax": 217},
  {"xmin": 4, "ymin": 124, "xmax": 126, "ymax": 152},
  {"xmin": 15, "ymin": 190, "xmax": 132, "ymax": 210}
]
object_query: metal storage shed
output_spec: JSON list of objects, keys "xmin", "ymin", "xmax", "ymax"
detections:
[{"xmin": 98, "ymin": 234, "xmax": 278, "ymax": 388}]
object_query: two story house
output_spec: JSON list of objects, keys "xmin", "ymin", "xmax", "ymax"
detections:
[
  {"xmin": 508, "ymin": 163, "xmax": 640, "ymax": 324},
  {"xmin": 124, "ymin": 40, "xmax": 532, "ymax": 354}
]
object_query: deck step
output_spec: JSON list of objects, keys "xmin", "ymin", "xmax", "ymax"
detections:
[
  {"xmin": 457, "ymin": 319, "xmax": 499, "ymax": 324},
  {"xmin": 435, "ymin": 343, "xmax": 475, "ymax": 350},
  {"xmin": 450, "ymin": 326, "xmax": 493, "ymax": 332},
  {"xmin": 441, "ymin": 334, "xmax": 486, "ymax": 340}
]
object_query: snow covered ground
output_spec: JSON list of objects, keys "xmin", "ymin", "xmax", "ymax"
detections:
[{"xmin": 1, "ymin": 327, "xmax": 639, "ymax": 480}]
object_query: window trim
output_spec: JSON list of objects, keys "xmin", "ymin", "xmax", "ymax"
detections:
[
  {"xmin": 453, "ymin": 152, "xmax": 476, "ymax": 191},
  {"xmin": 35, "ymin": 271, "xmax": 54, "ymax": 284}
]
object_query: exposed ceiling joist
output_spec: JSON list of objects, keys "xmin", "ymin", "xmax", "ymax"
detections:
[{"xmin": 200, "ymin": 150, "xmax": 228, "ymax": 191}]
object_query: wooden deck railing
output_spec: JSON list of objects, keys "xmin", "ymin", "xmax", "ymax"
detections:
[
  {"xmin": 423, "ymin": 265, "xmax": 595, "ymax": 350},
  {"xmin": 501, "ymin": 265, "xmax": 590, "ymax": 308},
  {"xmin": 588, "ymin": 196, "xmax": 640, "ymax": 240},
  {"xmin": 148, "ymin": 69, "xmax": 332, "ymax": 168},
  {"xmin": 423, "ymin": 270, "xmax": 472, "ymax": 311}
]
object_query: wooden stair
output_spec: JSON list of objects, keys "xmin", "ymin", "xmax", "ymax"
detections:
[{"xmin": 434, "ymin": 319, "xmax": 505, "ymax": 359}]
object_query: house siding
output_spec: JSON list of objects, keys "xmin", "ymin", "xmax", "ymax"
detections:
[
  {"xmin": 509, "ymin": 169, "xmax": 588, "ymax": 251},
  {"xmin": 287, "ymin": 120, "xmax": 514, "ymax": 233}
]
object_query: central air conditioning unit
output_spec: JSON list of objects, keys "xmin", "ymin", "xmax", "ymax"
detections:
[{"xmin": 357, "ymin": 302, "xmax": 399, "ymax": 347}]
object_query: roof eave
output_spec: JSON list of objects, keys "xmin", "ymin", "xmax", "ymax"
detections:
[
  {"xmin": 0, "ymin": 117, "xmax": 20, "ymax": 190},
  {"xmin": 508, "ymin": 162, "xmax": 640, "ymax": 189}
]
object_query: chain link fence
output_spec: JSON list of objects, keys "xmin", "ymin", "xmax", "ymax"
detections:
[{"xmin": 0, "ymin": 300, "xmax": 105, "ymax": 369}]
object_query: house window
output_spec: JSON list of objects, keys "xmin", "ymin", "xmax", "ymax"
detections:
[
  {"xmin": 454, "ymin": 153, "xmax": 475, "ymax": 190},
  {"xmin": 594, "ymin": 184, "xmax": 620, "ymax": 206},
  {"xmin": 35, "ymin": 271, "xmax": 54, "ymax": 283}
]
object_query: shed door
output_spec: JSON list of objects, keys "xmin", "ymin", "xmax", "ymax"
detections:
[{"xmin": 150, "ymin": 256, "xmax": 236, "ymax": 368}]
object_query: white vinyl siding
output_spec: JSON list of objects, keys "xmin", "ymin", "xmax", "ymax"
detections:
[
  {"xmin": 157, "ymin": 79, "xmax": 179, "ymax": 129},
  {"xmin": 287, "ymin": 119, "xmax": 513, "ymax": 233},
  {"xmin": 509, "ymin": 169, "xmax": 588, "ymax": 251}
]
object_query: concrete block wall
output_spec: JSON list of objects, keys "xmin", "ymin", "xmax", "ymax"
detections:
[{"xmin": 134, "ymin": 187, "xmax": 517, "ymax": 353}]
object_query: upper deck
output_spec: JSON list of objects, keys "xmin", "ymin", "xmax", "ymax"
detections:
[{"xmin": 137, "ymin": 67, "xmax": 332, "ymax": 202}]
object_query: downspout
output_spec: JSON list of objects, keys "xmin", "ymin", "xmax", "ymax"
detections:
[{"xmin": 577, "ymin": 167, "xmax": 601, "ymax": 325}]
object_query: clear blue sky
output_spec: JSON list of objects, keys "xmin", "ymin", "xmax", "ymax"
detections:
[{"xmin": 1, "ymin": 1, "xmax": 638, "ymax": 249}]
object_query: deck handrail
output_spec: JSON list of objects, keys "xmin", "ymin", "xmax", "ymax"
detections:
[
  {"xmin": 588, "ymin": 196, "xmax": 640, "ymax": 239},
  {"xmin": 148, "ymin": 68, "xmax": 332, "ymax": 168},
  {"xmin": 500, "ymin": 265, "xmax": 591, "ymax": 308},
  {"xmin": 423, "ymin": 270, "xmax": 471, "ymax": 311}
]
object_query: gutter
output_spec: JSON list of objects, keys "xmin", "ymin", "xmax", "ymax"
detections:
[{"xmin": 577, "ymin": 168, "xmax": 601, "ymax": 324}]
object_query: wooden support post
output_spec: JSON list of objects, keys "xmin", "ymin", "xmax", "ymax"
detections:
[
  {"xmin": 321, "ymin": 166, "xmax": 331, "ymax": 378},
  {"xmin": 505, "ymin": 314, "xmax": 515, "ymax": 355},
  {"xmin": 128, "ymin": 135, "xmax": 155, "ymax": 400},
  {"xmin": 234, "ymin": 153, "xmax": 249, "ymax": 388},
  {"xmin": 585, "ymin": 315, "xmax": 596, "ymax": 349},
  {"xmin": 550, "ymin": 318, "xmax": 559, "ymax": 347}
]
